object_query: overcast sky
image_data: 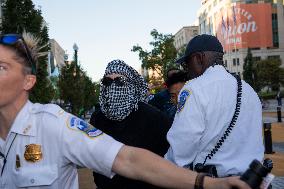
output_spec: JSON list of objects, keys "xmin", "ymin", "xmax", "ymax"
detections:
[{"xmin": 32, "ymin": 0, "xmax": 201, "ymax": 81}]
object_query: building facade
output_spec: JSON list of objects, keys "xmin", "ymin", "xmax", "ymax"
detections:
[
  {"xmin": 48, "ymin": 39, "xmax": 66, "ymax": 77},
  {"xmin": 198, "ymin": 0, "xmax": 284, "ymax": 75},
  {"xmin": 174, "ymin": 26, "xmax": 199, "ymax": 51}
]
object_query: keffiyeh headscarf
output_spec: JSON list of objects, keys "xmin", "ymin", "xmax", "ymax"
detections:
[{"xmin": 99, "ymin": 59, "xmax": 148, "ymax": 121}]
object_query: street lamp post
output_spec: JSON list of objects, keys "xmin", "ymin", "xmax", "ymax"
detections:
[
  {"xmin": 73, "ymin": 43, "xmax": 79, "ymax": 65},
  {"xmin": 73, "ymin": 43, "xmax": 79, "ymax": 76}
]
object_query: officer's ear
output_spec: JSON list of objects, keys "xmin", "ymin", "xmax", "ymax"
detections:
[
  {"xmin": 23, "ymin": 75, "xmax": 37, "ymax": 91},
  {"xmin": 194, "ymin": 52, "xmax": 204, "ymax": 66},
  {"xmin": 198, "ymin": 52, "xmax": 209, "ymax": 72}
]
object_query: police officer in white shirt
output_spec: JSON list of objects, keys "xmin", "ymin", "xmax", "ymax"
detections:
[
  {"xmin": 0, "ymin": 32, "xmax": 251, "ymax": 189},
  {"xmin": 165, "ymin": 34, "xmax": 264, "ymax": 177}
]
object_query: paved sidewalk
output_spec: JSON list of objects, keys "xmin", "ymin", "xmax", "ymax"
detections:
[
  {"xmin": 263, "ymin": 117, "xmax": 284, "ymax": 188},
  {"xmin": 273, "ymin": 142, "xmax": 284, "ymax": 154},
  {"xmin": 262, "ymin": 99, "xmax": 284, "ymax": 112},
  {"xmin": 271, "ymin": 176, "xmax": 284, "ymax": 189}
]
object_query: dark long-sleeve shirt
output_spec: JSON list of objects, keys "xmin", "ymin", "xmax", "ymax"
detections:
[{"xmin": 90, "ymin": 102, "xmax": 171, "ymax": 189}]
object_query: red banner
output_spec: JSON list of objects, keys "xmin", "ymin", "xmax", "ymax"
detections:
[{"xmin": 215, "ymin": 3, "xmax": 273, "ymax": 51}]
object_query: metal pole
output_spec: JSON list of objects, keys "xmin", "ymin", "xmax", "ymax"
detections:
[
  {"xmin": 263, "ymin": 122, "xmax": 274, "ymax": 154},
  {"xmin": 277, "ymin": 106, "xmax": 282, "ymax": 122}
]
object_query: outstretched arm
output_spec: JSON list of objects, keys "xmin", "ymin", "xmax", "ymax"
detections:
[{"xmin": 112, "ymin": 145, "xmax": 250, "ymax": 189}]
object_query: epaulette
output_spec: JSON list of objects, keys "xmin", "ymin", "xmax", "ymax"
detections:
[{"xmin": 31, "ymin": 103, "xmax": 66, "ymax": 118}]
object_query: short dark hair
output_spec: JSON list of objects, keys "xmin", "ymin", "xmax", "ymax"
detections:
[
  {"xmin": 166, "ymin": 68, "xmax": 180, "ymax": 78},
  {"xmin": 165, "ymin": 70, "xmax": 188, "ymax": 87}
]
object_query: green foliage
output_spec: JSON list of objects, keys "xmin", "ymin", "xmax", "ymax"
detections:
[
  {"xmin": 1, "ymin": 0, "xmax": 42, "ymax": 34},
  {"xmin": 132, "ymin": 29, "xmax": 178, "ymax": 80},
  {"xmin": 58, "ymin": 61, "xmax": 83, "ymax": 115},
  {"xmin": 50, "ymin": 76, "xmax": 60, "ymax": 100},
  {"xmin": 1, "ymin": 0, "xmax": 55, "ymax": 103},
  {"xmin": 30, "ymin": 25, "xmax": 55, "ymax": 103},
  {"xmin": 258, "ymin": 91, "xmax": 277, "ymax": 100},
  {"xmin": 82, "ymin": 76, "xmax": 97, "ymax": 115},
  {"xmin": 29, "ymin": 55, "xmax": 55, "ymax": 103},
  {"xmin": 243, "ymin": 49, "xmax": 284, "ymax": 93},
  {"xmin": 244, "ymin": 51, "xmax": 284, "ymax": 93},
  {"xmin": 58, "ymin": 53, "xmax": 97, "ymax": 116},
  {"xmin": 243, "ymin": 49, "xmax": 254, "ymax": 85},
  {"xmin": 93, "ymin": 82, "xmax": 101, "ymax": 105},
  {"xmin": 176, "ymin": 44, "xmax": 187, "ymax": 60},
  {"xmin": 243, "ymin": 48, "xmax": 261, "ymax": 92},
  {"xmin": 256, "ymin": 58, "xmax": 284, "ymax": 91}
]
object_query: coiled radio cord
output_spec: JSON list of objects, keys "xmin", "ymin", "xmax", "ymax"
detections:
[{"xmin": 202, "ymin": 74, "xmax": 242, "ymax": 166}]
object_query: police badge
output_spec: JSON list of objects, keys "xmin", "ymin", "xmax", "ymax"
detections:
[{"xmin": 24, "ymin": 144, "xmax": 43, "ymax": 162}]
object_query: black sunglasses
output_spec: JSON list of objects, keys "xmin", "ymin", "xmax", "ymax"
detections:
[
  {"xmin": 0, "ymin": 34, "xmax": 36, "ymax": 75},
  {"xmin": 101, "ymin": 76, "xmax": 128, "ymax": 86}
]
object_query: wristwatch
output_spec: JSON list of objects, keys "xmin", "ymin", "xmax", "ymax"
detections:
[{"xmin": 194, "ymin": 173, "xmax": 208, "ymax": 189}]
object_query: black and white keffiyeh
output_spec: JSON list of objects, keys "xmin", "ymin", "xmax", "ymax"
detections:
[{"xmin": 99, "ymin": 59, "xmax": 148, "ymax": 121}]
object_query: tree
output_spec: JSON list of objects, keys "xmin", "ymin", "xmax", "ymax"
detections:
[
  {"xmin": 30, "ymin": 25, "xmax": 55, "ymax": 103},
  {"xmin": 176, "ymin": 44, "xmax": 187, "ymax": 60},
  {"xmin": 82, "ymin": 76, "xmax": 97, "ymax": 116},
  {"xmin": 58, "ymin": 50, "xmax": 97, "ymax": 116},
  {"xmin": 243, "ymin": 48, "xmax": 261, "ymax": 92},
  {"xmin": 243, "ymin": 49, "xmax": 254, "ymax": 86},
  {"xmin": 93, "ymin": 82, "xmax": 101, "ymax": 105},
  {"xmin": 58, "ymin": 61, "xmax": 84, "ymax": 115},
  {"xmin": 132, "ymin": 29, "xmax": 178, "ymax": 81},
  {"xmin": 1, "ymin": 0, "xmax": 42, "ymax": 34},
  {"xmin": 1, "ymin": 0, "xmax": 55, "ymax": 103},
  {"xmin": 256, "ymin": 58, "xmax": 284, "ymax": 91}
]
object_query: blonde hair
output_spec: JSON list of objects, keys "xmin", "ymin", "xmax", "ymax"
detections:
[{"xmin": 22, "ymin": 31, "xmax": 48, "ymax": 65}]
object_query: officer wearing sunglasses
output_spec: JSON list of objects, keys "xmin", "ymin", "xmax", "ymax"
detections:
[{"xmin": 0, "ymin": 33, "xmax": 250, "ymax": 189}]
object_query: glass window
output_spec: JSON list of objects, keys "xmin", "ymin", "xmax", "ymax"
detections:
[
  {"xmin": 272, "ymin": 13, "xmax": 279, "ymax": 48},
  {"xmin": 268, "ymin": 55, "xmax": 280, "ymax": 60},
  {"xmin": 252, "ymin": 56, "xmax": 261, "ymax": 62}
]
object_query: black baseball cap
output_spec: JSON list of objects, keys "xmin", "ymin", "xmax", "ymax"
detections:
[{"xmin": 176, "ymin": 34, "xmax": 224, "ymax": 64}]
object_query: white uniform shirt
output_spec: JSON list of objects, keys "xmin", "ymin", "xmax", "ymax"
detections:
[
  {"xmin": 0, "ymin": 101, "xmax": 123, "ymax": 189},
  {"xmin": 165, "ymin": 65, "xmax": 264, "ymax": 177}
]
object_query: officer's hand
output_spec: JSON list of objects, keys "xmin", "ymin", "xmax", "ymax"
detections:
[{"xmin": 204, "ymin": 176, "xmax": 251, "ymax": 189}]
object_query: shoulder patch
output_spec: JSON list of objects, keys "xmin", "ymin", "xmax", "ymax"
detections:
[
  {"xmin": 67, "ymin": 116, "xmax": 103, "ymax": 138},
  {"xmin": 177, "ymin": 89, "xmax": 191, "ymax": 113}
]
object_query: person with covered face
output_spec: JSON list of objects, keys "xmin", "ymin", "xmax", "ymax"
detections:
[{"xmin": 90, "ymin": 59, "xmax": 172, "ymax": 189}]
